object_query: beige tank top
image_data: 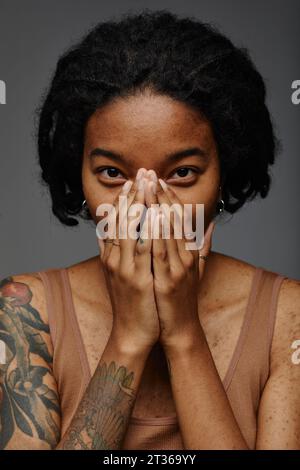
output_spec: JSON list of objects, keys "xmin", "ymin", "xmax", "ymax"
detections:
[{"xmin": 37, "ymin": 266, "xmax": 287, "ymax": 450}]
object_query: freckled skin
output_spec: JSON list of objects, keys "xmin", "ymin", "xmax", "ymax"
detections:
[
  {"xmin": 255, "ymin": 278, "xmax": 300, "ymax": 449},
  {"xmin": 2, "ymin": 90, "xmax": 300, "ymax": 450},
  {"xmin": 80, "ymin": 94, "xmax": 300, "ymax": 450},
  {"xmin": 81, "ymin": 91, "xmax": 221, "ymax": 233}
]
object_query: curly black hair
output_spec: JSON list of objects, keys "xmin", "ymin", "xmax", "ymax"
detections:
[{"xmin": 35, "ymin": 8, "xmax": 280, "ymax": 226}]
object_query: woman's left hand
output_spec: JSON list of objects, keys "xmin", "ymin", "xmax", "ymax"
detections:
[{"xmin": 144, "ymin": 177, "xmax": 215, "ymax": 350}]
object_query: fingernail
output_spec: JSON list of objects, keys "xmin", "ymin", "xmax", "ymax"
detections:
[
  {"xmin": 138, "ymin": 176, "xmax": 146, "ymax": 191},
  {"xmin": 149, "ymin": 181, "xmax": 157, "ymax": 195},
  {"xmin": 147, "ymin": 169, "xmax": 157, "ymax": 183},
  {"xmin": 136, "ymin": 168, "xmax": 146, "ymax": 181},
  {"xmin": 207, "ymin": 221, "xmax": 215, "ymax": 235},
  {"xmin": 121, "ymin": 180, "xmax": 133, "ymax": 195},
  {"xmin": 158, "ymin": 178, "xmax": 168, "ymax": 191}
]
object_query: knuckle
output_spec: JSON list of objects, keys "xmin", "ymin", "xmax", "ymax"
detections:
[
  {"xmin": 134, "ymin": 281, "xmax": 147, "ymax": 293},
  {"xmin": 117, "ymin": 270, "xmax": 144, "ymax": 291},
  {"xmin": 136, "ymin": 245, "xmax": 150, "ymax": 255},
  {"xmin": 129, "ymin": 278, "xmax": 148, "ymax": 293},
  {"xmin": 118, "ymin": 268, "xmax": 131, "ymax": 283},
  {"xmin": 128, "ymin": 186, "xmax": 136, "ymax": 197},
  {"xmin": 105, "ymin": 257, "xmax": 118, "ymax": 273},
  {"xmin": 156, "ymin": 281, "xmax": 176, "ymax": 295},
  {"xmin": 183, "ymin": 253, "xmax": 195, "ymax": 269},
  {"xmin": 171, "ymin": 270, "xmax": 186, "ymax": 284},
  {"xmin": 154, "ymin": 250, "xmax": 167, "ymax": 261}
]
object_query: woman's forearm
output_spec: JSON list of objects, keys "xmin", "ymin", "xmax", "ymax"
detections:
[
  {"xmin": 163, "ymin": 326, "xmax": 249, "ymax": 450},
  {"xmin": 56, "ymin": 335, "xmax": 151, "ymax": 450}
]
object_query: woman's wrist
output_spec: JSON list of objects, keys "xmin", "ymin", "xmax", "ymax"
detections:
[
  {"xmin": 161, "ymin": 324, "xmax": 207, "ymax": 358},
  {"xmin": 108, "ymin": 329, "xmax": 154, "ymax": 359}
]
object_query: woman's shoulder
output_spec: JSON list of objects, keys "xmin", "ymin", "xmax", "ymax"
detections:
[
  {"xmin": 0, "ymin": 255, "xmax": 97, "ymax": 295},
  {"xmin": 0, "ymin": 270, "xmax": 46, "ymax": 302},
  {"xmin": 0, "ymin": 270, "xmax": 49, "ymax": 324},
  {"xmin": 270, "ymin": 272, "xmax": 300, "ymax": 372},
  {"xmin": 208, "ymin": 251, "xmax": 300, "ymax": 317},
  {"xmin": 0, "ymin": 256, "xmax": 101, "ymax": 316},
  {"xmin": 205, "ymin": 251, "xmax": 261, "ymax": 308},
  {"xmin": 215, "ymin": 252, "xmax": 300, "ymax": 372},
  {"xmin": 210, "ymin": 249, "xmax": 299, "ymax": 284}
]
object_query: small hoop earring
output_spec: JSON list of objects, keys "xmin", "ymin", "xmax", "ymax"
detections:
[
  {"xmin": 216, "ymin": 186, "xmax": 225, "ymax": 214},
  {"xmin": 217, "ymin": 199, "xmax": 225, "ymax": 214},
  {"xmin": 81, "ymin": 199, "xmax": 90, "ymax": 217},
  {"xmin": 215, "ymin": 186, "xmax": 233, "ymax": 224}
]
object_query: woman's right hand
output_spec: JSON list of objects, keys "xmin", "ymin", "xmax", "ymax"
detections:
[{"xmin": 97, "ymin": 168, "xmax": 160, "ymax": 354}]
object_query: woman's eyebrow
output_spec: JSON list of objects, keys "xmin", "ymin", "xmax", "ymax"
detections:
[
  {"xmin": 89, "ymin": 146, "xmax": 209, "ymax": 163},
  {"xmin": 166, "ymin": 147, "xmax": 209, "ymax": 162},
  {"xmin": 89, "ymin": 147, "xmax": 124, "ymax": 163}
]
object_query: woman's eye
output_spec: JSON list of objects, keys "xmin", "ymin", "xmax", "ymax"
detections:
[
  {"xmin": 171, "ymin": 167, "xmax": 198, "ymax": 179},
  {"xmin": 96, "ymin": 167, "xmax": 124, "ymax": 179}
]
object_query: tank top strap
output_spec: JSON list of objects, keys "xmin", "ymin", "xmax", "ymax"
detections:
[
  {"xmin": 251, "ymin": 268, "xmax": 287, "ymax": 375},
  {"xmin": 37, "ymin": 268, "xmax": 65, "ymax": 348},
  {"xmin": 36, "ymin": 268, "xmax": 88, "ymax": 434},
  {"xmin": 228, "ymin": 267, "xmax": 287, "ymax": 390}
]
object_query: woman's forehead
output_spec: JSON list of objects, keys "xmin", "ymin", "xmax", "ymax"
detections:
[{"xmin": 85, "ymin": 94, "xmax": 213, "ymax": 150}]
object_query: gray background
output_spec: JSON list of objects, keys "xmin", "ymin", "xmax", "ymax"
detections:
[{"xmin": 0, "ymin": 0, "xmax": 299, "ymax": 279}]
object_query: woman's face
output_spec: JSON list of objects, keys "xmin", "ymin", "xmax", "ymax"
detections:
[{"xmin": 82, "ymin": 92, "xmax": 221, "ymax": 232}]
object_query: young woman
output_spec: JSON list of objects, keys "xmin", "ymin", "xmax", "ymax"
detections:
[{"xmin": 0, "ymin": 10, "xmax": 299, "ymax": 450}]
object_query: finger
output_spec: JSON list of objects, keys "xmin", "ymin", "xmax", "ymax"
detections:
[
  {"xmin": 144, "ymin": 171, "xmax": 158, "ymax": 209},
  {"xmin": 157, "ymin": 179, "xmax": 197, "ymax": 265},
  {"xmin": 97, "ymin": 183, "xmax": 126, "ymax": 263},
  {"xmin": 156, "ymin": 178, "xmax": 183, "ymax": 223},
  {"xmin": 98, "ymin": 168, "xmax": 145, "ymax": 264},
  {"xmin": 152, "ymin": 208, "xmax": 169, "ymax": 279},
  {"xmin": 198, "ymin": 221, "xmax": 215, "ymax": 276},
  {"xmin": 101, "ymin": 179, "xmax": 133, "ymax": 265},
  {"xmin": 158, "ymin": 204, "xmax": 184, "ymax": 273},
  {"xmin": 145, "ymin": 176, "xmax": 190, "ymax": 269},
  {"xmin": 98, "ymin": 236, "xmax": 106, "ymax": 261},
  {"xmin": 119, "ymin": 171, "xmax": 149, "ymax": 268},
  {"xmin": 135, "ymin": 207, "xmax": 154, "ymax": 272},
  {"xmin": 200, "ymin": 220, "xmax": 215, "ymax": 256}
]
